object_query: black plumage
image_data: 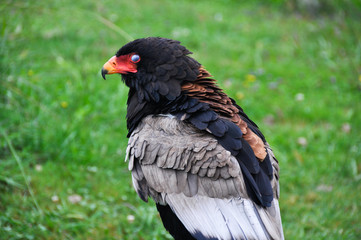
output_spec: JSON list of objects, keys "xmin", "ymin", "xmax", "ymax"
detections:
[{"xmin": 101, "ymin": 37, "xmax": 283, "ymax": 240}]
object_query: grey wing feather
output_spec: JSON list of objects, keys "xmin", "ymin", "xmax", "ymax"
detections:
[{"xmin": 126, "ymin": 115, "xmax": 284, "ymax": 240}]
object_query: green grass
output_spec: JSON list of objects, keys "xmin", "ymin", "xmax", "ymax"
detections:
[{"xmin": 1, "ymin": 0, "xmax": 360, "ymax": 239}]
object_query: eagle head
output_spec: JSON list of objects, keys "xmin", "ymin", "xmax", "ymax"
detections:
[{"xmin": 101, "ymin": 37, "xmax": 200, "ymax": 102}]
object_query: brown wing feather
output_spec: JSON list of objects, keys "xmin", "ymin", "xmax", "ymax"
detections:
[{"xmin": 182, "ymin": 67, "xmax": 267, "ymax": 160}]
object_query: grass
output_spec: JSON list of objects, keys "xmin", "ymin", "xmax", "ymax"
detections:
[{"xmin": 1, "ymin": 0, "xmax": 360, "ymax": 239}]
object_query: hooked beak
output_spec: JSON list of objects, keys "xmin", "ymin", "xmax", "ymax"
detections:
[{"xmin": 101, "ymin": 68, "xmax": 108, "ymax": 80}]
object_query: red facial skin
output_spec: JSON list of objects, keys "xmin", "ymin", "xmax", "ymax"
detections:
[{"xmin": 102, "ymin": 53, "xmax": 140, "ymax": 77}]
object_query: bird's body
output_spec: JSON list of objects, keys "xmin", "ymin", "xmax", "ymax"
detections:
[{"xmin": 102, "ymin": 37, "xmax": 284, "ymax": 240}]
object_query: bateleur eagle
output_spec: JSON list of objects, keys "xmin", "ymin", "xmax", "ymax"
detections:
[{"xmin": 101, "ymin": 37, "xmax": 284, "ymax": 240}]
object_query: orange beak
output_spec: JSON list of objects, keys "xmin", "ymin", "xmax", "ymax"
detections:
[
  {"xmin": 101, "ymin": 56, "xmax": 118, "ymax": 80},
  {"xmin": 101, "ymin": 55, "xmax": 137, "ymax": 80}
]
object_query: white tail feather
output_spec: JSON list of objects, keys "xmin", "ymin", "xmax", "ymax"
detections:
[{"xmin": 165, "ymin": 194, "xmax": 284, "ymax": 240}]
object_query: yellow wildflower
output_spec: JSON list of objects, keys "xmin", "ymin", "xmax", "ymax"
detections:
[
  {"xmin": 236, "ymin": 92, "xmax": 245, "ymax": 100},
  {"xmin": 246, "ymin": 74, "xmax": 256, "ymax": 82},
  {"xmin": 244, "ymin": 74, "xmax": 256, "ymax": 87},
  {"xmin": 60, "ymin": 101, "xmax": 68, "ymax": 108}
]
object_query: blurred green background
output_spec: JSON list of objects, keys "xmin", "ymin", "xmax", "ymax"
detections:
[{"xmin": 1, "ymin": 0, "xmax": 360, "ymax": 239}]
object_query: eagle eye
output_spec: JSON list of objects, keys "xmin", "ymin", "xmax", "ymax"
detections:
[{"xmin": 130, "ymin": 54, "xmax": 140, "ymax": 63}]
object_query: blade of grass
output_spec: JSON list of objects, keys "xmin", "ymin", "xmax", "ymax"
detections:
[
  {"xmin": 0, "ymin": 175, "xmax": 25, "ymax": 189},
  {"xmin": 95, "ymin": 15, "xmax": 134, "ymax": 42},
  {"xmin": 1, "ymin": 130, "xmax": 43, "ymax": 215}
]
